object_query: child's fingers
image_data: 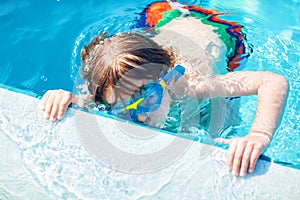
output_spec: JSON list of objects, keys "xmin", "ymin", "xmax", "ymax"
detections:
[
  {"xmin": 44, "ymin": 93, "xmax": 55, "ymax": 119},
  {"xmin": 227, "ymin": 140, "xmax": 237, "ymax": 171},
  {"xmin": 41, "ymin": 90, "xmax": 75, "ymax": 122},
  {"xmin": 57, "ymin": 92, "xmax": 73, "ymax": 120},
  {"xmin": 217, "ymin": 136, "xmax": 265, "ymax": 176},
  {"xmin": 239, "ymin": 145, "xmax": 253, "ymax": 176},
  {"xmin": 41, "ymin": 91, "xmax": 51, "ymax": 110},
  {"xmin": 49, "ymin": 94, "xmax": 63, "ymax": 121},
  {"xmin": 248, "ymin": 147, "xmax": 262, "ymax": 173},
  {"xmin": 231, "ymin": 142, "xmax": 245, "ymax": 176},
  {"xmin": 57, "ymin": 105, "xmax": 68, "ymax": 120}
]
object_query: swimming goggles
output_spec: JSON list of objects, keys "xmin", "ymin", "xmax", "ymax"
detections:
[{"xmin": 107, "ymin": 64, "xmax": 185, "ymax": 121}]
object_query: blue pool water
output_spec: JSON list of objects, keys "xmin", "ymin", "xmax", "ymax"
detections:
[{"xmin": 0, "ymin": 0, "xmax": 299, "ymax": 178}]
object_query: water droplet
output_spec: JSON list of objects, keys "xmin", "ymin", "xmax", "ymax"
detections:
[{"xmin": 40, "ymin": 75, "xmax": 48, "ymax": 82}]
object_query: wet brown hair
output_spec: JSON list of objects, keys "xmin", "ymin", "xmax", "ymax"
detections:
[{"xmin": 81, "ymin": 32, "xmax": 175, "ymax": 105}]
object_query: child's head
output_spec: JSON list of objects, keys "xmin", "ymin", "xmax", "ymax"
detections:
[{"xmin": 81, "ymin": 33, "xmax": 176, "ymax": 122}]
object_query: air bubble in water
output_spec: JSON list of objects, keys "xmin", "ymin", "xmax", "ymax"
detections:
[{"xmin": 41, "ymin": 75, "xmax": 48, "ymax": 82}]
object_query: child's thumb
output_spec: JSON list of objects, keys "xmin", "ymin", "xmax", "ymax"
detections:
[{"xmin": 72, "ymin": 97, "xmax": 85, "ymax": 108}]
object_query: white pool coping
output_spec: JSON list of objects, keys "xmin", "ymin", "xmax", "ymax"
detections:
[{"xmin": 0, "ymin": 87, "xmax": 299, "ymax": 199}]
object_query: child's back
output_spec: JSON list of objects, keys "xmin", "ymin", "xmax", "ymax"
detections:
[{"xmin": 153, "ymin": 17, "xmax": 227, "ymax": 75}]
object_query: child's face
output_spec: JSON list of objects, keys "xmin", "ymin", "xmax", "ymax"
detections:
[
  {"xmin": 106, "ymin": 74, "xmax": 171, "ymax": 128},
  {"xmin": 108, "ymin": 65, "xmax": 185, "ymax": 128},
  {"xmin": 121, "ymin": 65, "xmax": 184, "ymax": 127}
]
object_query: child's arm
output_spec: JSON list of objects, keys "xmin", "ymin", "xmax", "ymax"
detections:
[
  {"xmin": 192, "ymin": 71, "xmax": 288, "ymax": 176},
  {"xmin": 41, "ymin": 90, "xmax": 85, "ymax": 122}
]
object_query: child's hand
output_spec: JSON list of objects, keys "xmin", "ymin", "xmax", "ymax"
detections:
[
  {"xmin": 215, "ymin": 133, "xmax": 270, "ymax": 177},
  {"xmin": 41, "ymin": 89, "xmax": 84, "ymax": 122}
]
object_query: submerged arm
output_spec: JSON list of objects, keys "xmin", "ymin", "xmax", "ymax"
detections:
[
  {"xmin": 200, "ymin": 71, "xmax": 288, "ymax": 138},
  {"xmin": 191, "ymin": 71, "xmax": 288, "ymax": 176}
]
